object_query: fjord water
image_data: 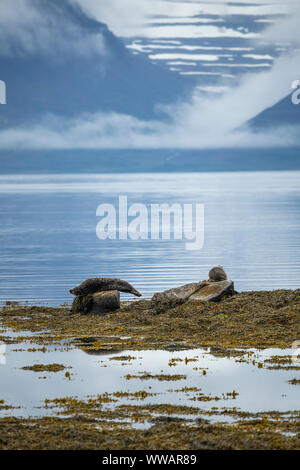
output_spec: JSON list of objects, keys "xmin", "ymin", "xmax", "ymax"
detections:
[{"xmin": 0, "ymin": 171, "xmax": 299, "ymax": 306}]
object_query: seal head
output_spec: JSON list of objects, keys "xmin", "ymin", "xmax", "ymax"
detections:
[{"xmin": 208, "ymin": 266, "xmax": 227, "ymax": 282}]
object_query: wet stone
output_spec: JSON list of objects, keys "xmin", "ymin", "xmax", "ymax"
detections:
[
  {"xmin": 151, "ymin": 280, "xmax": 236, "ymax": 313},
  {"xmin": 189, "ymin": 280, "xmax": 235, "ymax": 302},
  {"xmin": 152, "ymin": 282, "xmax": 203, "ymax": 302},
  {"xmin": 72, "ymin": 290, "xmax": 120, "ymax": 315}
]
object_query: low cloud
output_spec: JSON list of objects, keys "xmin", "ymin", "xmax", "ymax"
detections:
[
  {"xmin": 0, "ymin": 0, "xmax": 299, "ymax": 150},
  {"xmin": 1, "ymin": 46, "xmax": 299, "ymax": 150},
  {"xmin": 0, "ymin": 89, "xmax": 298, "ymax": 151},
  {"xmin": 263, "ymin": 4, "xmax": 300, "ymax": 47},
  {"xmin": 0, "ymin": 0, "xmax": 106, "ymax": 57}
]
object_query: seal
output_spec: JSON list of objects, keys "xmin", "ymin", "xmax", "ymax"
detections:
[
  {"xmin": 151, "ymin": 266, "xmax": 229, "ymax": 309},
  {"xmin": 195, "ymin": 266, "xmax": 228, "ymax": 288},
  {"xmin": 208, "ymin": 266, "xmax": 227, "ymax": 282},
  {"xmin": 69, "ymin": 277, "xmax": 142, "ymax": 297}
]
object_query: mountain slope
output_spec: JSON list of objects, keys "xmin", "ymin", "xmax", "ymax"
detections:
[
  {"xmin": 0, "ymin": 0, "xmax": 192, "ymax": 128},
  {"xmin": 249, "ymin": 93, "xmax": 300, "ymax": 129}
]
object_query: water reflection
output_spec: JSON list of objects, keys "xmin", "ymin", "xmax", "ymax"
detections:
[{"xmin": 0, "ymin": 334, "xmax": 299, "ymax": 423}]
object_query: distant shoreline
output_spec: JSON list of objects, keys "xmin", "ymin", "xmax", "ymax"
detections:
[{"xmin": 0, "ymin": 147, "xmax": 299, "ymax": 174}]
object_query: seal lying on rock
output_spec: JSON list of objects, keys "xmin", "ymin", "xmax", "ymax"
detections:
[
  {"xmin": 70, "ymin": 277, "xmax": 142, "ymax": 297},
  {"xmin": 193, "ymin": 266, "xmax": 228, "ymax": 289},
  {"xmin": 151, "ymin": 266, "xmax": 235, "ymax": 311},
  {"xmin": 152, "ymin": 266, "xmax": 228, "ymax": 302}
]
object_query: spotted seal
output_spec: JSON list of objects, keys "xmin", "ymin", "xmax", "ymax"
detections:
[{"xmin": 70, "ymin": 277, "xmax": 142, "ymax": 297}]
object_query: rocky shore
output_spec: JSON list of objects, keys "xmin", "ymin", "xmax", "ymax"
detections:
[
  {"xmin": 0, "ymin": 288, "xmax": 299, "ymax": 450},
  {"xmin": 1, "ymin": 288, "xmax": 299, "ymax": 350}
]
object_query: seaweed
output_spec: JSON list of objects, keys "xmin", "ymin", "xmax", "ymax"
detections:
[{"xmin": 71, "ymin": 294, "xmax": 94, "ymax": 315}]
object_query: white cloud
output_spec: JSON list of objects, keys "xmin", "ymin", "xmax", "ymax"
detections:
[
  {"xmin": 0, "ymin": 0, "xmax": 106, "ymax": 57},
  {"xmin": 121, "ymin": 25, "xmax": 259, "ymax": 39},
  {"xmin": 0, "ymin": 113, "xmax": 297, "ymax": 150},
  {"xmin": 0, "ymin": 48, "xmax": 299, "ymax": 150},
  {"xmin": 73, "ymin": 0, "xmax": 293, "ymax": 38},
  {"xmin": 72, "ymin": 0, "xmax": 154, "ymax": 37},
  {"xmin": 0, "ymin": 51, "xmax": 298, "ymax": 151},
  {"xmin": 263, "ymin": 4, "xmax": 300, "ymax": 47},
  {"xmin": 0, "ymin": 0, "xmax": 299, "ymax": 150}
]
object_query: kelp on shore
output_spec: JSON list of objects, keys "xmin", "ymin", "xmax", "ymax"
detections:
[
  {"xmin": 1, "ymin": 289, "xmax": 299, "ymax": 350},
  {"xmin": 0, "ymin": 289, "xmax": 300, "ymax": 450}
]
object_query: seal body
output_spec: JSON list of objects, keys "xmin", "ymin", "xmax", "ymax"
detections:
[
  {"xmin": 70, "ymin": 277, "xmax": 142, "ymax": 297},
  {"xmin": 208, "ymin": 266, "xmax": 227, "ymax": 282}
]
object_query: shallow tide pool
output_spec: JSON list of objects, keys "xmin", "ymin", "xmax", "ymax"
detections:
[{"xmin": 1, "ymin": 326, "xmax": 299, "ymax": 426}]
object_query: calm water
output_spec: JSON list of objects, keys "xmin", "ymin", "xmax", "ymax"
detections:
[
  {"xmin": 0, "ymin": 171, "xmax": 299, "ymax": 305},
  {"xmin": 0, "ymin": 329, "xmax": 299, "ymax": 422}
]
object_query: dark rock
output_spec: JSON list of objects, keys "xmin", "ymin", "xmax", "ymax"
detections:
[
  {"xmin": 196, "ymin": 417, "xmax": 210, "ymax": 424},
  {"xmin": 71, "ymin": 294, "xmax": 94, "ymax": 315},
  {"xmin": 164, "ymin": 343, "xmax": 190, "ymax": 351},
  {"xmin": 151, "ymin": 416, "xmax": 188, "ymax": 424},
  {"xmin": 89, "ymin": 290, "xmax": 120, "ymax": 314},
  {"xmin": 71, "ymin": 290, "xmax": 120, "ymax": 315}
]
